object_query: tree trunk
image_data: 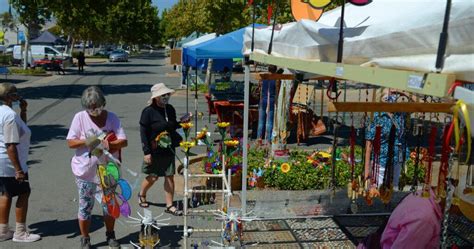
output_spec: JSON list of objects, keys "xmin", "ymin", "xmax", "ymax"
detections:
[
  {"xmin": 22, "ymin": 28, "xmax": 30, "ymax": 70},
  {"xmin": 70, "ymin": 37, "xmax": 76, "ymax": 54},
  {"xmin": 204, "ymin": 59, "xmax": 213, "ymax": 86},
  {"xmin": 64, "ymin": 35, "xmax": 69, "ymax": 54}
]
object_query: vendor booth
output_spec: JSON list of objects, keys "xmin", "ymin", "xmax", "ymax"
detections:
[
  {"xmin": 182, "ymin": 25, "xmax": 265, "ymax": 135},
  {"xmin": 236, "ymin": 0, "xmax": 474, "ymax": 247}
]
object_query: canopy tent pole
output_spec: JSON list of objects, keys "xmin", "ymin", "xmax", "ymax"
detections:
[
  {"xmin": 195, "ymin": 67, "xmax": 198, "ymax": 136},
  {"xmin": 186, "ymin": 66, "xmax": 189, "ymax": 114},
  {"xmin": 241, "ymin": 63, "xmax": 250, "ymax": 214},
  {"xmin": 435, "ymin": 0, "xmax": 452, "ymax": 73}
]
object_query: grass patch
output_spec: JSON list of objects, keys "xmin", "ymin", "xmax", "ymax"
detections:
[{"xmin": 9, "ymin": 67, "xmax": 47, "ymax": 75}]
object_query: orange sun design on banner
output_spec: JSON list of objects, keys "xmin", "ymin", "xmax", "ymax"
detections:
[{"xmin": 291, "ymin": 0, "xmax": 372, "ymax": 21}]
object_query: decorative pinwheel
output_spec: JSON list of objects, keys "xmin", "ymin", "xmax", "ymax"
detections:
[
  {"xmin": 128, "ymin": 210, "xmax": 171, "ymax": 248},
  {"xmin": 212, "ymin": 209, "xmax": 256, "ymax": 245},
  {"xmin": 85, "ymin": 130, "xmax": 133, "ymax": 219}
]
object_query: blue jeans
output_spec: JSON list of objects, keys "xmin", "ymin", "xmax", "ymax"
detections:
[{"xmin": 257, "ymin": 80, "xmax": 276, "ymax": 142}]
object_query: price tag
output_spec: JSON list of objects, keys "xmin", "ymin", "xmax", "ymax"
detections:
[
  {"xmin": 407, "ymin": 75, "xmax": 424, "ymax": 90},
  {"xmin": 335, "ymin": 66, "xmax": 344, "ymax": 77}
]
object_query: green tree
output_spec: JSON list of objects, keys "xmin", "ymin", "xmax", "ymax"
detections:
[
  {"xmin": 0, "ymin": 12, "xmax": 19, "ymax": 44},
  {"xmin": 10, "ymin": 0, "xmax": 51, "ymax": 68},
  {"xmin": 48, "ymin": 0, "xmax": 113, "ymax": 53},
  {"xmin": 106, "ymin": 0, "xmax": 161, "ymax": 45}
]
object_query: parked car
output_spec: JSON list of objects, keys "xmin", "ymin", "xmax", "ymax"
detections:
[
  {"xmin": 13, "ymin": 45, "xmax": 71, "ymax": 66},
  {"xmin": 95, "ymin": 49, "xmax": 111, "ymax": 57},
  {"xmin": 0, "ymin": 45, "xmax": 5, "ymax": 54},
  {"xmin": 109, "ymin": 49, "xmax": 128, "ymax": 62},
  {"xmin": 5, "ymin": 44, "xmax": 16, "ymax": 54}
]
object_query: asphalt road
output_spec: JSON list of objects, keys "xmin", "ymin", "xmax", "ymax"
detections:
[{"xmin": 2, "ymin": 51, "xmax": 211, "ymax": 249}]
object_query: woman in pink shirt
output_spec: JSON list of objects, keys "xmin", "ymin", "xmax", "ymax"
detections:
[
  {"xmin": 358, "ymin": 189, "xmax": 443, "ymax": 249},
  {"xmin": 67, "ymin": 86, "xmax": 127, "ymax": 249}
]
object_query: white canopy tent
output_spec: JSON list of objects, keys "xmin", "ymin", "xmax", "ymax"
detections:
[
  {"xmin": 243, "ymin": 0, "xmax": 474, "ymax": 81},
  {"xmin": 182, "ymin": 33, "xmax": 217, "ymax": 48}
]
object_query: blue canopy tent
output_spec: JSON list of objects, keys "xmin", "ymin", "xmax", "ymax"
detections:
[
  {"xmin": 182, "ymin": 24, "xmax": 265, "ymax": 71},
  {"xmin": 182, "ymin": 24, "xmax": 265, "ymax": 133}
]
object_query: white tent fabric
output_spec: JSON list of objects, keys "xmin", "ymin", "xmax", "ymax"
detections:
[
  {"xmin": 182, "ymin": 33, "xmax": 216, "ymax": 48},
  {"xmin": 243, "ymin": 0, "xmax": 474, "ymax": 81}
]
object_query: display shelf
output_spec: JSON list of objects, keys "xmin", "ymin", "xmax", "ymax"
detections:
[
  {"xmin": 250, "ymin": 53, "xmax": 456, "ymax": 97},
  {"xmin": 327, "ymin": 102, "xmax": 455, "ymax": 113}
]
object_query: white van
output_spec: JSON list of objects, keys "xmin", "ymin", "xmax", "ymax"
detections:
[{"xmin": 13, "ymin": 45, "xmax": 71, "ymax": 65}]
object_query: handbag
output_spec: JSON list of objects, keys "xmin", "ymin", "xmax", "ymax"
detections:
[{"xmin": 310, "ymin": 116, "xmax": 327, "ymax": 136}]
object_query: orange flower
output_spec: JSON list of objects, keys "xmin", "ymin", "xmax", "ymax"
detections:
[
  {"xmin": 196, "ymin": 128, "xmax": 208, "ymax": 140},
  {"xmin": 155, "ymin": 131, "xmax": 169, "ymax": 141},
  {"xmin": 180, "ymin": 122, "xmax": 193, "ymax": 130},
  {"xmin": 224, "ymin": 139, "xmax": 239, "ymax": 148}
]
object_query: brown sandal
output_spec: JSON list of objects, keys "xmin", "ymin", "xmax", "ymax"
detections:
[
  {"xmin": 165, "ymin": 205, "xmax": 183, "ymax": 216},
  {"xmin": 138, "ymin": 194, "xmax": 149, "ymax": 208}
]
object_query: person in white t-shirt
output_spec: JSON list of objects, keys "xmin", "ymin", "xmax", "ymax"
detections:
[{"xmin": 0, "ymin": 83, "xmax": 40, "ymax": 243}]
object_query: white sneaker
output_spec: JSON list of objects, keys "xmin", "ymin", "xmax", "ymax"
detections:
[
  {"xmin": 12, "ymin": 232, "xmax": 41, "ymax": 242},
  {"xmin": 0, "ymin": 230, "xmax": 14, "ymax": 241}
]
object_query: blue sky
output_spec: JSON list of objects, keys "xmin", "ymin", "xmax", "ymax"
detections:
[{"xmin": 0, "ymin": 0, "xmax": 178, "ymax": 16}]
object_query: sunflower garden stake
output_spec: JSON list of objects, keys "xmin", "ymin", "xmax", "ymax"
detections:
[{"xmin": 179, "ymin": 123, "xmax": 196, "ymax": 246}]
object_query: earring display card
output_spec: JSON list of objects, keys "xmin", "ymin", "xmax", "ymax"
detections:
[
  {"xmin": 286, "ymin": 218, "xmax": 338, "ymax": 230},
  {"xmin": 242, "ymin": 231, "xmax": 296, "ymax": 243},
  {"xmin": 293, "ymin": 228, "xmax": 348, "ymax": 241},
  {"xmin": 244, "ymin": 220, "xmax": 290, "ymax": 231},
  {"xmin": 243, "ymin": 243, "xmax": 301, "ymax": 249},
  {"xmin": 301, "ymin": 240, "xmax": 356, "ymax": 248}
]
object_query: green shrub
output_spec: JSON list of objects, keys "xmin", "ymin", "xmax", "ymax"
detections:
[
  {"xmin": 398, "ymin": 157, "xmax": 426, "ymax": 189},
  {"xmin": 261, "ymin": 149, "xmax": 364, "ymax": 190},
  {"xmin": 0, "ymin": 54, "xmax": 13, "ymax": 66},
  {"xmin": 9, "ymin": 67, "xmax": 47, "ymax": 75}
]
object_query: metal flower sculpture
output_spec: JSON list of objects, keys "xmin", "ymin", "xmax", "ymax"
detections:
[{"xmin": 128, "ymin": 210, "xmax": 171, "ymax": 248}]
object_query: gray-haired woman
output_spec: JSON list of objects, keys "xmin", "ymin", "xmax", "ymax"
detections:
[
  {"xmin": 66, "ymin": 86, "xmax": 127, "ymax": 249},
  {"xmin": 0, "ymin": 83, "xmax": 40, "ymax": 242}
]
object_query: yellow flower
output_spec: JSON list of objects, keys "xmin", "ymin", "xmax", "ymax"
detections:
[
  {"xmin": 180, "ymin": 122, "xmax": 193, "ymax": 130},
  {"xmin": 216, "ymin": 122, "xmax": 231, "ymax": 128},
  {"xmin": 180, "ymin": 141, "xmax": 196, "ymax": 152},
  {"xmin": 281, "ymin": 163, "xmax": 291, "ymax": 173},
  {"xmin": 315, "ymin": 151, "xmax": 331, "ymax": 158},
  {"xmin": 196, "ymin": 128, "xmax": 208, "ymax": 140},
  {"xmin": 155, "ymin": 131, "xmax": 169, "ymax": 141},
  {"xmin": 224, "ymin": 139, "xmax": 239, "ymax": 148}
]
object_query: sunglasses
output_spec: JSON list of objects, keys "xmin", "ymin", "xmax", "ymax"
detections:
[{"xmin": 8, "ymin": 92, "xmax": 20, "ymax": 98}]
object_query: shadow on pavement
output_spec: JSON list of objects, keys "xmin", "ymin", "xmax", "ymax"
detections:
[
  {"xmin": 158, "ymin": 225, "xmax": 184, "ymax": 248},
  {"xmin": 20, "ymin": 84, "xmax": 152, "ymax": 100},
  {"xmin": 92, "ymin": 225, "xmax": 183, "ymax": 248},
  {"xmin": 28, "ymin": 215, "xmax": 104, "ymax": 238},
  {"xmin": 29, "ymin": 124, "xmax": 69, "ymax": 144},
  {"xmin": 86, "ymin": 70, "xmax": 153, "ymax": 76},
  {"xmin": 2, "ymin": 78, "xmax": 29, "ymax": 84},
  {"xmin": 89, "ymin": 63, "xmax": 163, "ymax": 68}
]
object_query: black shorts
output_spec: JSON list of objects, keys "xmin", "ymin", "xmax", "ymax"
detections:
[{"xmin": 0, "ymin": 174, "xmax": 31, "ymax": 197}]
